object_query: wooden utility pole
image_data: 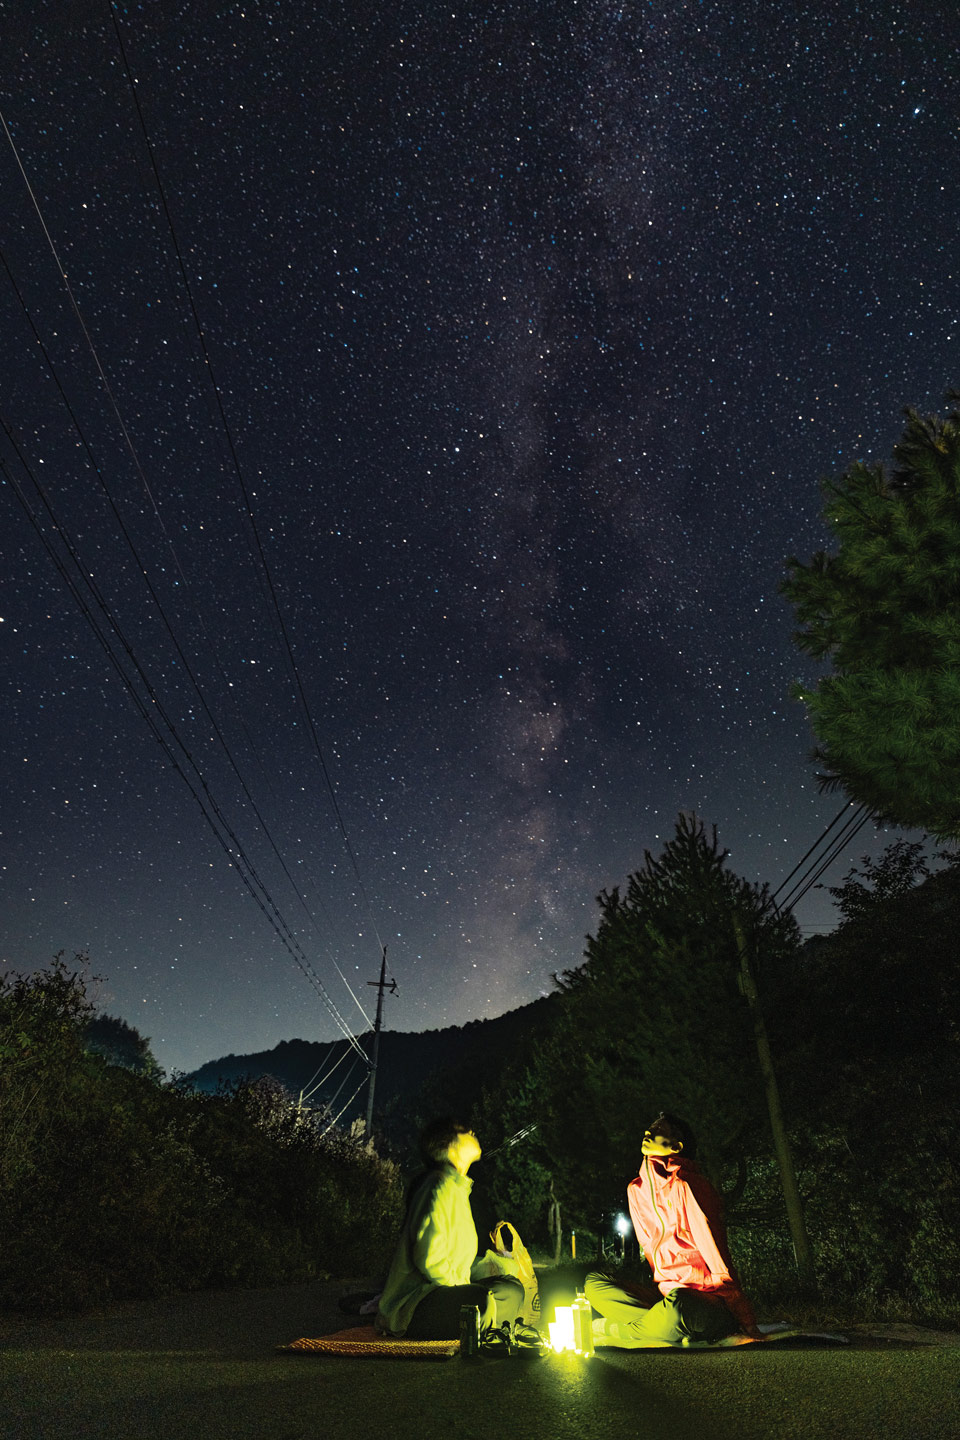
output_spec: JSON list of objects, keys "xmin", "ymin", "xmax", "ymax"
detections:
[
  {"xmin": 732, "ymin": 915, "xmax": 816, "ymax": 1289},
  {"xmin": 364, "ymin": 946, "xmax": 397, "ymax": 1135}
]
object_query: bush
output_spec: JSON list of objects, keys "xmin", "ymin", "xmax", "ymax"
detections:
[
  {"xmin": 722, "ymin": 1124, "xmax": 960, "ymax": 1327},
  {"xmin": 0, "ymin": 959, "xmax": 402, "ymax": 1312}
]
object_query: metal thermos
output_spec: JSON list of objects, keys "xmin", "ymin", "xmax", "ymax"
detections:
[{"xmin": 459, "ymin": 1303, "xmax": 481, "ymax": 1356}]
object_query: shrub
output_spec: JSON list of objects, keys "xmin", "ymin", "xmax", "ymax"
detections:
[{"xmin": 0, "ymin": 960, "xmax": 402, "ymax": 1312}]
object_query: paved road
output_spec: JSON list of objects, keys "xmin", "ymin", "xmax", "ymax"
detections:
[{"xmin": 2, "ymin": 1282, "xmax": 958, "ymax": 1440}]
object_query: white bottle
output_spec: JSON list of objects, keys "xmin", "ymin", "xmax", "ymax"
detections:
[{"xmin": 572, "ymin": 1290, "xmax": 594, "ymax": 1356}]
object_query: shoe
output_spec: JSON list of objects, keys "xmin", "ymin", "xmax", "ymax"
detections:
[
  {"xmin": 512, "ymin": 1320, "xmax": 546, "ymax": 1352},
  {"xmin": 480, "ymin": 1323, "xmax": 513, "ymax": 1356},
  {"xmin": 337, "ymin": 1291, "xmax": 379, "ymax": 1315}
]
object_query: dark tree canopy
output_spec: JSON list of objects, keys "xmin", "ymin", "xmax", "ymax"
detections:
[
  {"xmin": 782, "ymin": 393, "xmax": 960, "ymax": 839},
  {"xmin": 514, "ymin": 814, "xmax": 800, "ymax": 1220},
  {"xmin": 85, "ymin": 1012, "xmax": 161, "ymax": 1077},
  {"xmin": 825, "ymin": 838, "xmax": 932, "ymax": 925}
]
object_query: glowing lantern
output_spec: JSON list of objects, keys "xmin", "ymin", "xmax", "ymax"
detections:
[
  {"xmin": 548, "ymin": 1296, "xmax": 594, "ymax": 1356},
  {"xmin": 548, "ymin": 1306, "xmax": 575, "ymax": 1352}
]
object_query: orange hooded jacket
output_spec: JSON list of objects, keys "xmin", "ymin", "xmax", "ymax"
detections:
[{"xmin": 627, "ymin": 1152, "xmax": 756, "ymax": 1333}]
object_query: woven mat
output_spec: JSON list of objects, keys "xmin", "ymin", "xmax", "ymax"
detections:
[
  {"xmin": 594, "ymin": 1322, "xmax": 848, "ymax": 1351},
  {"xmin": 278, "ymin": 1324, "xmax": 459, "ymax": 1360}
]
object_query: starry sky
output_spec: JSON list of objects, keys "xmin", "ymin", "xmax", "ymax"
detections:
[{"xmin": 1, "ymin": 0, "xmax": 955, "ymax": 1078}]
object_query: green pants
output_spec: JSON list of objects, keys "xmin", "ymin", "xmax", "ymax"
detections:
[{"xmin": 584, "ymin": 1270, "xmax": 738, "ymax": 1345}]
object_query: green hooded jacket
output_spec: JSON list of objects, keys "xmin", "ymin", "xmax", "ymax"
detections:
[{"xmin": 376, "ymin": 1162, "xmax": 477, "ymax": 1336}]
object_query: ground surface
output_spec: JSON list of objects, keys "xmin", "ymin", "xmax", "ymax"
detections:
[{"xmin": 2, "ymin": 1282, "xmax": 959, "ymax": 1440}]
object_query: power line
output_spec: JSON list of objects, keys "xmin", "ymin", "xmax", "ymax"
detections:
[
  {"xmin": 319, "ymin": 1073, "xmax": 369, "ymax": 1137},
  {"xmin": 2, "ymin": 436, "xmax": 368, "ymax": 1061},
  {"xmin": 324, "ymin": 1052, "xmax": 365, "ymax": 1113},
  {"xmin": 1, "ymin": 93, "xmax": 375, "ymax": 1033},
  {"xmin": 0, "ymin": 242, "xmax": 370, "ymax": 1028},
  {"xmin": 776, "ymin": 806, "xmax": 870, "ymax": 912},
  {"xmin": 779, "ymin": 809, "xmax": 874, "ymax": 913},
  {"xmin": 771, "ymin": 801, "xmax": 861, "ymax": 901},
  {"xmin": 775, "ymin": 804, "xmax": 873, "ymax": 914},
  {"xmin": 1, "ymin": 431, "xmax": 371, "ymax": 1065},
  {"xmin": 298, "ymin": 1039, "xmax": 354, "ymax": 1106},
  {"xmin": 108, "ymin": 4, "xmax": 388, "ymax": 966}
]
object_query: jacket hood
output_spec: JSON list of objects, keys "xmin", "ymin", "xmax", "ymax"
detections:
[{"xmin": 646, "ymin": 1152, "xmax": 701, "ymax": 1182}]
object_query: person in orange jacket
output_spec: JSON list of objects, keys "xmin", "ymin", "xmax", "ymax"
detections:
[{"xmin": 584, "ymin": 1112, "xmax": 762, "ymax": 1346}]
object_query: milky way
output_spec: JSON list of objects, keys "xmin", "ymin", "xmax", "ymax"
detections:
[{"xmin": 1, "ymin": 1, "xmax": 955, "ymax": 1075}]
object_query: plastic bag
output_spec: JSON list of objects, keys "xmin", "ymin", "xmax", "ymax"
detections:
[
  {"xmin": 490, "ymin": 1220, "xmax": 540, "ymax": 1324},
  {"xmin": 471, "ymin": 1247, "xmax": 520, "ymax": 1281}
]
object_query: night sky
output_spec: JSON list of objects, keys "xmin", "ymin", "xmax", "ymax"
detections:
[{"xmin": 1, "ymin": 1, "xmax": 955, "ymax": 1079}]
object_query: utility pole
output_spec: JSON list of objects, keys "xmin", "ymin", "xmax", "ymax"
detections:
[
  {"xmin": 732, "ymin": 915, "xmax": 816, "ymax": 1290},
  {"xmin": 364, "ymin": 946, "xmax": 397, "ymax": 1135}
]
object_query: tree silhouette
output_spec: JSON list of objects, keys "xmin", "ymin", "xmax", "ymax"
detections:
[
  {"xmin": 783, "ymin": 392, "xmax": 960, "ymax": 838},
  {"xmin": 84, "ymin": 1012, "xmax": 161, "ymax": 1077},
  {"xmin": 522, "ymin": 814, "xmax": 799, "ymax": 1221}
]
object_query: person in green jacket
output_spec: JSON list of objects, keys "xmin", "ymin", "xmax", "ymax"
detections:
[{"xmin": 376, "ymin": 1118, "xmax": 524, "ymax": 1339}]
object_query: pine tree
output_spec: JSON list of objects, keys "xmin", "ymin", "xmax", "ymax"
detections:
[
  {"xmin": 782, "ymin": 393, "xmax": 960, "ymax": 838},
  {"xmin": 527, "ymin": 815, "xmax": 799, "ymax": 1218}
]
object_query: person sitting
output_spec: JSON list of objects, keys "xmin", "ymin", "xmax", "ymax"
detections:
[
  {"xmin": 376, "ymin": 1117, "xmax": 524, "ymax": 1340},
  {"xmin": 585, "ymin": 1112, "xmax": 761, "ymax": 1346}
]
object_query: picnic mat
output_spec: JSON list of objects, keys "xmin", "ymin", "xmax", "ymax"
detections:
[
  {"xmin": 278, "ymin": 1324, "xmax": 459, "ymax": 1360},
  {"xmin": 593, "ymin": 1321, "xmax": 849, "ymax": 1350},
  {"xmin": 280, "ymin": 1321, "xmax": 849, "ymax": 1359}
]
